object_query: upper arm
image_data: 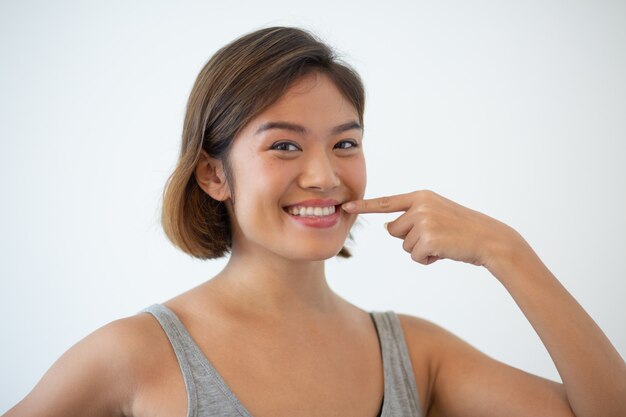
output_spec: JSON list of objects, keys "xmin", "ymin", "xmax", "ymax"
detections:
[
  {"xmin": 3, "ymin": 318, "xmax": 139, "ymax": 417},
  {"xmin": 398, "ymin": 314, "xmax": 576, "ymax": 417}
]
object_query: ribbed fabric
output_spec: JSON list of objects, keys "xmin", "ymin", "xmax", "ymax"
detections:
[{"xmin": 139, "ymin": 304, "xmax": 422, "ymax": 417}]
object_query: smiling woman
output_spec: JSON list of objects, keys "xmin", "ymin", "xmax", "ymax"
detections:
[{"xmin": 4, "ymin": 25, "xmax": 625, "ymax": 417}]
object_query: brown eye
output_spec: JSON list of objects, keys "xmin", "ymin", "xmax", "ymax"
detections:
[
  {"xmin": 335, "ymin": 140, "xmax": 358, "ymax": 150},
  {"xmin": 271, "ymin": 141, "xmax": 300, "ymax": 151}
]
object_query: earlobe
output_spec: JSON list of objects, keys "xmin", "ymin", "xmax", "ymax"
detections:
[{"xmin": 194, "ymin": 150, "xmax": 230, "ymax": 201}]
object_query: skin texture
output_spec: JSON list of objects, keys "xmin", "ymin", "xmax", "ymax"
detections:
[{"xmin": 4, "ymin": 71, "xmax": 625, "ymax": 417}]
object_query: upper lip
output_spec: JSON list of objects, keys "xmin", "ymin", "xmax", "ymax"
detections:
[{"xmin": 283, "ymin": 199, "xmax": 341, "ymax": 208}]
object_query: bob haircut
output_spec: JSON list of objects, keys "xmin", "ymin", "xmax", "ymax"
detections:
[{"xmin": 161, "ymin": 26, "xmax": 366, "ymax": 260}]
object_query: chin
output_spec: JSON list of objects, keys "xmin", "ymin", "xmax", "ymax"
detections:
[{"xmin": 279, "ymin": 244, "xmax": 345, "ymax": 262}]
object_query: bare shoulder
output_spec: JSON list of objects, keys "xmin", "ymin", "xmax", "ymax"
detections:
[
  {"xmin": 395, "ymin": 312, "xmax": 452, "ymax": 364},
  {"xmin": 395, "ymin": 312, "xmax": 473, "ymax": 357},
  {"xmin": 395, "ymin": 312, "xmax": 501, "ymax": 372},
  {"xmin": 396, "ymin": 313, "xmax": 448, "ymax": 340},
  {"xmin": 3, "ymin": 311, "xmax": 167, "ymax": 417}
]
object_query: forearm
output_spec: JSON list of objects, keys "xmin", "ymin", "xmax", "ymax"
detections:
[{"xmin": 489, "ymin": 236, "xmax": 626, "ymax": 417}]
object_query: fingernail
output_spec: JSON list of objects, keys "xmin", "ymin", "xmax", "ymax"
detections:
[
  {"xmin": 384, "ymin": 222, "xmax": 389, "ymax": 231},
  {"xmin": 343, "ymin": 202, "xmax": 356, "ymax": 211}
]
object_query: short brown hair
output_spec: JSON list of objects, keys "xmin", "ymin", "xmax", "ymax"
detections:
[{"xmin": 161, "ymin": 26, "xmax": 366, "ymax": 260}]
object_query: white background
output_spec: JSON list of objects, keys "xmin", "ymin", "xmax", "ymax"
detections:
[{"xmin": 1, "ymin": 0, "xmax": 625, "ymax": 412}]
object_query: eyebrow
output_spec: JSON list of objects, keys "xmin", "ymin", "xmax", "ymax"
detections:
[{"xmin": 254, "ymin": 120, "xmax": 363, "ymax": 136}]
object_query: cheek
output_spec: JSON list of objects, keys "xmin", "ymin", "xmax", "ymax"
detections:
[
  {"xmin": 257, "ymin": 159, "xmax": 293, "ymax": 193},
  {"xmin": 343, "ymin": 157, "xmax": 367, "ymax": 198},
  {"xmin": 233, "ymin": 158, "xmax": 291, "ymax": 212}
]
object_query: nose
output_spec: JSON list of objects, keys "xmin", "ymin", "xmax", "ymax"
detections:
[{"xmin": 298, "ymin": 148, "xmax": 341, "ymax": 191}]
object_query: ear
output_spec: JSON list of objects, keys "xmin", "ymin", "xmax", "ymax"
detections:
[{"xmin": 194, "ymin": 150, "xmax": 231, "ymax": 201}]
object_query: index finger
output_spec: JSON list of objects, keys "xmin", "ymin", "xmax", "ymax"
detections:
[{"xmin": 341, "ymin": 192, "xmax": 414, "ymax": 214}]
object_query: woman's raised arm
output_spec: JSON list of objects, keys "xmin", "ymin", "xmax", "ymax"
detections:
[{"xmin": 342, "ymin": 190, "xmax": 626, "ymax": 417}]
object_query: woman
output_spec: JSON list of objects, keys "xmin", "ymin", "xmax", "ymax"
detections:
[{"xmin": 5, "ymin": 26, "xmax": 625, "ymax": 417}]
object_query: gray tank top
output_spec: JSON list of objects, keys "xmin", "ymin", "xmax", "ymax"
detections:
[{"xmin": 139, "ymin": 303, "xmax": 422, "ymax": 417}]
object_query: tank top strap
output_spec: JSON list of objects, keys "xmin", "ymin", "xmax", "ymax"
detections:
[
  {"xmin": 138, "ymin": 303, "xmax": 256, "ymax": 417},
  {"xmin": 370, "ymin": 310, "xmax": 423, "ymax": 417},
  {"xmin": 138, "ymin": 303, "xmax": 200, "ymax": 414}
]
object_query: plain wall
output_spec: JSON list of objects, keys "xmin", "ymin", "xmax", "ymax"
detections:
[{"xmin": 1, "ymin": 0, "xmax": 625, "ymax": 411}]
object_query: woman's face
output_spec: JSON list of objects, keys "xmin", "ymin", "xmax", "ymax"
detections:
[{"xmin": 225, "ymin": 71, "xmax": 366, "ymax": 261}]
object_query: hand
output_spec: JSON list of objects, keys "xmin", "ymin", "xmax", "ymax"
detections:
[{"xmin": 342, "ymin": 190, "xmax": 527, "ymax": 272}]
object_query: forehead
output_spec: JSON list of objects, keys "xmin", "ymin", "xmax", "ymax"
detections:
[{"xmin": 244, "ymin": 72, "xmax": 359, "ymax": 136}]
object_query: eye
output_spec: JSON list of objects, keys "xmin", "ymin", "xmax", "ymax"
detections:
[
  {"xmin": 270, "ymin": 141, "xmax": 301, "ymax": 152},
  {"xmin": 334, "ymin": 140, "xmax": 359, "ymax": 150}
]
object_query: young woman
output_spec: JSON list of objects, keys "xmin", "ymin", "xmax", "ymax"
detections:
[{"xmin": 5, "ymin": 26, "xmax": 625, "ymax": 417}]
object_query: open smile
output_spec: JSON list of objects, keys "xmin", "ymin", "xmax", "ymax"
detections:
[
  {"xmin": 282, "ymin": 204, "xmax": 342, "ymax": 228},
  {"xmin": 284, "ymin": 204, "xmax": 341, "ymax": 217}
]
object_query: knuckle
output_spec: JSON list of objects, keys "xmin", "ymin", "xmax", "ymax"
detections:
[
  {"xmin": 416, "ymin": 203, "xmax": 431, "ymax": 214},
  {"xmin": 419, "ymin": 189, "xmax": 436, "ymax": 201},
  {"xmin": 386, "ymin": 222, "xmax": 399, "ymax": 236},
  {"xmin": 419, "ymin": 216, "xmax": 435, "ymax": 229},
  {"xmin": 379, "ymin": 196, "xmax": 391, "ymax": 209},
  {"xmin": 421, "ymin": 232, "xmax": 437, "ymax": 247}
]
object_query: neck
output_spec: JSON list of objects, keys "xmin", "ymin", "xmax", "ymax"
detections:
[{"xmin": 207, "ymin": 244, "xmax": 340, "ymax": 321}]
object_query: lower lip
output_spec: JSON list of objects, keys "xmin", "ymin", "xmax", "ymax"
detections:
[{"xmin": 284, "ymin": 206, "xmax": 341, "ymax": 228}]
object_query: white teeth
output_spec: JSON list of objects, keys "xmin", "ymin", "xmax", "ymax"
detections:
[{"xmin": 287, "ymin": 205, "xmax": 336, "ymax": 217}]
